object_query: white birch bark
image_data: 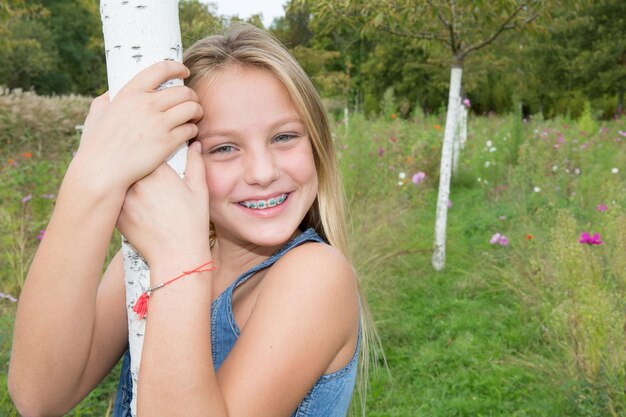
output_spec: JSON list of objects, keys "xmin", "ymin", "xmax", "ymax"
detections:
[
  {"xmin": 459, "ymin": 104, "xmax": 468, "ymax": 150},
  {"xmin": 452, "ymin": 102, "xmax": 468, "ymax": 175},
  {"xmin": 100, "ymin": 2, "xmax": 183, "ymax": 415},
  {"xmin": 432, "ymin": 66, "xmax": 462, "ymax": 271}
]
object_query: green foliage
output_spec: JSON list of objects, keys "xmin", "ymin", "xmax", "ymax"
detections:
[
  {"xmin": 3, "ymin": 0, "xmax": 624, "ymax": 117},
  {"xmin": 380, "ymin": 87, "xmax": 397, "ymax": 117},
  {"xmin": 0, "ymin": 0, "xmax": 105, "ymax": 95},
  {"xmin": 0, "ymin": 1, "xmax": 56, "ymax": 91},
  {"xmin": 179, "ymin": 0, "xmax": 223, "ymax": 49},
  {"xmin": 576, "ymin": 101, "xmax": 598, "ymax": 135},
  {"xmin": 271, "ymin": 0, "xmax": 313, "ymax": 46}
]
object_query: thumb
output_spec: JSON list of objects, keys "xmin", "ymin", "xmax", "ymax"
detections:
[{"xmin": 184, "ymin": 141, "xmax": 208, "ymax": 193}]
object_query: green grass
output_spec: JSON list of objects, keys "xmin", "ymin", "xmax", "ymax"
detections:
[{"xmin": 1, "ymin": 91, "xmax": 625, "ymax": 415}]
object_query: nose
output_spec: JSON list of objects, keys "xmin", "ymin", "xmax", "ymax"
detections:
[{"xmin": 244, "ymin": 147, "xmax": 280, "ymax": 187}]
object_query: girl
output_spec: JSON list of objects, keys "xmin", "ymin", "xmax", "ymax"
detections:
[{"xmin": 9, "ymin": 24, "xmax": 375, "ymax": 416}]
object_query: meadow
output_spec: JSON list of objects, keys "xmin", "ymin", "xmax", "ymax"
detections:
[{"xmin": 1, "ymin": 90, "xmax": 625, "ymax": 416}]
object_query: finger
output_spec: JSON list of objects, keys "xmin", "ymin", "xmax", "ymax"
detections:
[
  {"xmin": 169, "ymin": 123, "xmax": 199, "ymax": 147},
  {"xmin": 184, "ymin": 141, "xmax": 208, "ymax": 193},
  {"xmin": 124, "ymin": 61, "xmax": 190, "ymax": 93},
  {"xmin": 133, "ymin": 162, "xmax": 175, "ymax": 190},
  {"xmin": 152, "ymin": 86, "xmax": 199, "ymax": 112},
  {"xmin": 87, "ymin": 92, "xmax": 110, "ymax": 119},
  {"xmin": 164, "ymin": 101, "xmax": 204, "ymax": 129}
]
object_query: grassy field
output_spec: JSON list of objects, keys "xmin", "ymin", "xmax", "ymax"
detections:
[{"xmin": 1, "ymin": 91, "xmax": 625, "ymax": 416}]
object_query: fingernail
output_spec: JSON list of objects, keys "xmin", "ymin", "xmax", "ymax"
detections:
[{"xmin": 193, "ymin": 141, "xmax": 202, "ymax": 152}]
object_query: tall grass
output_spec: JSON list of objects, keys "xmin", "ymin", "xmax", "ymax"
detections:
[{"xmin": 0, "ymin": 90, "xmax": 625, "ymax": 415}]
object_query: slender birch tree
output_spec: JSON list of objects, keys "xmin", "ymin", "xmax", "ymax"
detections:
[
  {"xmin": 305, "ymin": 0, "xmax": 545, "ymax": 270},
  {"xmin": 100, "ymin": 1, "xmax": 184, "ymax": 415}
]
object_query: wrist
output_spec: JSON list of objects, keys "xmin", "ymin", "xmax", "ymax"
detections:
[
  {"xmin": 148, "ymin": 249, "xmax": 213, "ymax": 281},
  {"xmin": 66, "ymin": 152, "xmax": 129, "ymax": 200},
  {"xmin": 133, "ymin": 257, "xmax": 215, "ymax": 320}
]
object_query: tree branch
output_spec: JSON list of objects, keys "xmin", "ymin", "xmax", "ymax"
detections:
[
  {"xmin": 427, "ymin": 0, "xmax": 451, "ymax": 30},
  {"xmin": 447, "ymin": 0, "xmax": 459, "ymax": 53},
  {"xmin": 381, "ymin": 24, "xmax": 452, "ymax": 48},
  {"xmin": 426, "ymin": 0, "xmax": 458, "ymax": 53},
  {"xmin": 462, "ymin": 4, "xmax": 528, "ymax": 58}
]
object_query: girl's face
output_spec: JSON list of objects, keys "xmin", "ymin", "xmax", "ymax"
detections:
[{"xmin": 195, "ymin": 65, "xmax": 318, "ymax": 248}]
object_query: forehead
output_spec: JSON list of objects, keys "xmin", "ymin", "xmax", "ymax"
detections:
[{"xmin": 196, "ymin": 65, "xmax": 300, "ymax": 123}]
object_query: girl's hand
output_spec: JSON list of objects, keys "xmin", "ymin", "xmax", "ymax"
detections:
[
  {"xmin": 116, "ymin": 142, "xmax": 210, "ymax": 268},
  {"xmin": 75, "ymin": 61, "xmax": 203, "ymax": 193}
]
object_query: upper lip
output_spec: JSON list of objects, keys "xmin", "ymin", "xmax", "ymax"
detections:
[{"xmin": 237, "ymin": 192, "xmax": 289, "ymax": 202}]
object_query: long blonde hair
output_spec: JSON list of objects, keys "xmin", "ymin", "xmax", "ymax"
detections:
[{"xmin": 184, "ymin": 23, "xmax": 381, "ymax": 412}]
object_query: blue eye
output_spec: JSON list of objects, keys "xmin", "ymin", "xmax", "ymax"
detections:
[
  {"xmin": 273, "ymin": 134, "xmax": 294, "ymax": 143},
  {"xmin": 210, "ymin": 145, "xmax": 236, "ymax": 154}
]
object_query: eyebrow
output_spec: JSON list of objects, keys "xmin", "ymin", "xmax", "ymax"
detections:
[{"xmin": 198, "ymin": 116, "xmax": 305, "ymax": 141}]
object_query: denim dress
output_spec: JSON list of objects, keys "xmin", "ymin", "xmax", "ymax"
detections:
[{"xmin": 113, "ymin": 228, "xmax": 360, "ymax": 417}]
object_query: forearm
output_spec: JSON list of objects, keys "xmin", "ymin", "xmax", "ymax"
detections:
[
  {"xmin": 8, "ymin": 158, "xmax": 126, "ymax": 407},
  {"xmin": 137, "ymin": 257, "xmax": 228, "ymax": 416}
]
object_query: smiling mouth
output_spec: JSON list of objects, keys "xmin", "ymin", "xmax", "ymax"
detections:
[{"xmin": 239, "ymin": 193, "xmax": 289, "ymax": 209}]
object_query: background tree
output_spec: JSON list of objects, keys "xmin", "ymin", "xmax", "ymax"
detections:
[
  {"xmin": 305, "ymin": 0, "xmax": 546, "ymax": 270},
  {"xmin": 0, "ymin": 1, "xmax": 57, "ymax": 91}
]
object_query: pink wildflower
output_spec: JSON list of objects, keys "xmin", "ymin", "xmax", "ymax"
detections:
[
  {"xmin": 618, "ymin": 130, "xmax": 626, "ymax": 137},
  {"xmin": 37, "ymin": 229, "xmax": 46, "ymax": 241},
  {"xmin": 21, "ymin": 194, "xmax": 32, "ymax": 203},
  {"xmin": 489, "ymin": 233, "xmax": 509, "ymax": 246},
  {"xmin": 447, "ymin": 200, "xmax": 452, "ymax": 208},
  {"xmin": 378, "ymin": 147, "xmax": 384, "ymax": 157},
  {"xmin": 412, "ymin": 171, "xmax": 426, "ymax": 185},
  {"xmin": 463, "ymin": 98, "xmax": 471, "ymax": 108},
  {"xmin": 596, "ymin": 203, "xmax": 608, "ymax": 212},
  {"xmin": 579, "ymin": 232, "xmax": 603, "ymax": 245}
]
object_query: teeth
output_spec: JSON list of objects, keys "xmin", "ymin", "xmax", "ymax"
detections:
[{"xmin": 240, "ymin": 194, "xmax": 288, "ymax": 210}]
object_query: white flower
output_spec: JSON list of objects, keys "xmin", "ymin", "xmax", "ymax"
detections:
[
  {"xmin": 533, "ymin": 186, "xmax": 541, "ymax": 193},
  {"xmin": 477, "ymin": 177, "xmax": 482, "ymax": 182},
  {"xmin": 612, "ymin": 167, "xmax": 619, "ymax": 174},
  {"xmin": 397, "ymin": 181, "xmax": 404, "ymax": 186},
  {"xmin": 489, "ymin": 147, "xmax": 497, "ymax": 152},
  {"xmin": 486, "ymin": 140, "xmax": 493, "ymax": 147},
  {"xmin": 485, "ymin": 161, "xmax": 491, "ymax": 168},
  {"xmin": 398, "ymin": 172, "xmax": 406, "ymax": 179},
  {"xmin": 552, "ymin": 165, "xmax": 558, "ymax": 172},
  {"xmin": 574, "ymin": 168, "xmax": 581, "ymax": 175}
]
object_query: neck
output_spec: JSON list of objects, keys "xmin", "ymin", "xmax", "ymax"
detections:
[{"xmin": 210, "ymin": 230, "xmax": 299, "ymax": 287}]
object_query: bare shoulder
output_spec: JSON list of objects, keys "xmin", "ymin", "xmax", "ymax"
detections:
[
  {"xmin": 269, "ymin": 241, "xmax": 357, "ymax": 303},
  {"xmin": 216, "ymin": 241, "xmax": 359, "ymax": 414},
  {"xmin": 260, "ymin": 240, "xmax": 359, "ymax": 342}
]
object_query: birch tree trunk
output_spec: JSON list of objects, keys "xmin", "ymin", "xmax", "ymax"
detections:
[
  {"xmin": 452, "ymin": 102, "xmax": 468, "ymax": 175},
  {"xmin": 459, "ymin": 104, "xmax": 468, "ymax": 150},
  {"xmin": 100, "ymin": 2, "xmax": 183, "ymax": 415},
  {"xmin": 432, "ymin": 65, "xmax": 462, "ymax": 271}
]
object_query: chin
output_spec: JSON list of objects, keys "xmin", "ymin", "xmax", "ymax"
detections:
[{"xmin": 244, "ymin": 224, "xmax": 301, "ymax": 247}]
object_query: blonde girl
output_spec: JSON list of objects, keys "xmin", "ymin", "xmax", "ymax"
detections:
[{"xmin": 9, "ymin": 23, "xmax": 375, "ymax": 417}]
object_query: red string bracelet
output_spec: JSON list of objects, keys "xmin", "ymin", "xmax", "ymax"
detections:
[{"xmin": 132, "ymin": 260, "xmax": 216, "ymax": 319}]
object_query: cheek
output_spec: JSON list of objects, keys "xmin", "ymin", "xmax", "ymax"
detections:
[
  {"xmin": 203, "ymin": 161, "xmax": 231, "ymax": 202},
  {"xmin": 289, "ymin": 147, "xmax": 318, "ymax": 188}
]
